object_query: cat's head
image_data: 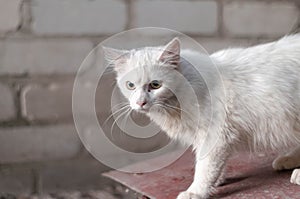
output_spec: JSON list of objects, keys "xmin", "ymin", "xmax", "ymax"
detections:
[{"xmin": 103, "ymin": 38, "xmax": 182, "ymax": 113}]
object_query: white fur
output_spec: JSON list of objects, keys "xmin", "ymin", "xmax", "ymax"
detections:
[{"xmin": 104, "ymin": 34, "xmax": 300, "ymax": 199}]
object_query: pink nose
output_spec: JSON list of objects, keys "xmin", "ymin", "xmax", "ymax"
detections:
[{"xmin": 136, "ymin": 101, "xmax": 147, "ymax": 107}]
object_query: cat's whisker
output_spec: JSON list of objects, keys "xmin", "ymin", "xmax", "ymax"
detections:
[
  {"xmin": 154, "ymin": 102, "xmax": 195, "ymax": 123},
  {"xmin": 110, "ymin": 107, "xmax": 131, "ymax": 141},
  {"xmin": 103, "ymin": 105, "xmax": 129, "ymax": 127},
  {"xmin": 164, "ymin": 103, "xmax": 195, "ymax": 120},
  {"xmin": 111, "ymin": 102, "xmax": 129, "ymax": 111},
  {"xmin": 121, "ymin": 108, "xmax": 132, "ymax": 130},
  {"xmin": 117, "ymin": 109, "xmax": 133, "ymax": 141},
  {"xmin": 103, "ymin": 104, "xmax": 130, "ymax": 127}
]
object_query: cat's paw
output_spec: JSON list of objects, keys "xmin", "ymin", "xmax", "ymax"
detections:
[
  {"xmin": 177, "ymin": 191, "xmax": 201, "ymax": 199},
  {"xmin": 272, "ymin": 155, "xmax": 300, "ymax": 171},
  {"xmin": 291, "ymin": 169, "xmax": 300, "ymax": 185}
]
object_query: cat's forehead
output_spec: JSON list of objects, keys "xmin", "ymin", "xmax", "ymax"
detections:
[
  {"xmin": 116, "ymin": 47, "xmax": 167, "ymax": 83},
  {"xmin": 128, "ymin": 47, "xmax": 162, "ymax": 66},
  {"xmin": 120, "ymin": 65, "xmax": 164, "ymax": 83}
]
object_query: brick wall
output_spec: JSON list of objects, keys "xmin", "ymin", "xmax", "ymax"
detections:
[{"xmin": 0, "ymin": 0, "xmax": 299, "ymax": 195}]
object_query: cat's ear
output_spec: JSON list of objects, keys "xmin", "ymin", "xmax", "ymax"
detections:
[
  {"xmin": 102, "ymin": 46, "xmax": 129, "ymax": 73},
  {"xmin": 159, "ymin": 38, "xmax": 181, "ymax": 67}
]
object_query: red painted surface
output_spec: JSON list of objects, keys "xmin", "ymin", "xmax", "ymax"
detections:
[{"xmin": 103, "ymin": 150, "xmax": 300, "ymax": 199}]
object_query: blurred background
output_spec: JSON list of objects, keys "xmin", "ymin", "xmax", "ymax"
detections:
[{"xmin": 0, "ymin": 0, "xmax": 299, "ymax": 198}]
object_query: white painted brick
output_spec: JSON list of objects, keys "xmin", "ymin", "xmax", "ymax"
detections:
[
  {"xmin": 31, "ymin": 0, "xmax": 127, "ymax": 35},
  {"xmin": 21, "ymin": 83, "xmax": 74, "ymax": 122},
  {"xmin": 0, "ymin": 83, "xmax": 16, "ymax": 121},
  {"xmin": 223, "ymin": 1, "xmax": 299, "ymax": 37},
  {"xmin": 21, "ymin": 74, "xmax": 114, "ymax": 121},
  {"xmin": 0, "ymin": 125, "xmax": 81, "ymax": 163},
  {"xmin": 132, "ymin": 0, "xmax": 218, "ymax": 34},
  {"xmin": 0, "ymin": 0, "xmax": 22, "ymax": 33},
  {"xmin": 0, "ymin": 39, "xmax": 93, "ymax": 75}
]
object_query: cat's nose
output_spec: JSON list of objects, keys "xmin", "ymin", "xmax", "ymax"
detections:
[{"xmin": 136, "ymin": 100, "xmax": 147, "ymax": 107}]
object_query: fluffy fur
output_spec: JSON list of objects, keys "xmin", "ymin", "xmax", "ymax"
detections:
[{"xmin": 104, "ymin": 35, "xmax": 300, "ymax": 199}]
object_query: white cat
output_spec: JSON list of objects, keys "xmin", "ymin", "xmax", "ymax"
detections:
[{"xmin": 103, "ymin": 35, "xmax": 300, "ymax": 199}]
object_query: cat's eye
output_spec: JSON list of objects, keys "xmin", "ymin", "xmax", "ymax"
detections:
[
  {"xmin": 126, "ymin": 81, "xmax": 136, "ymax": 90},
  {"xmin": 149, "ymin": 80, "xmax": 162, "ymax": 89}
]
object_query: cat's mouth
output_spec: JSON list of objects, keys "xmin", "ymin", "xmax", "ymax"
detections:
[
  {"xmin": 135, "ymin": 107, "xmax": 148, "ymax": 112},
  {"xmin": 133, "ymin": 103, "xmax": 159, "ymax": 113},
  {"xmin": 132, "ymin": 103, "xmax": 150, "ymax": 112}
]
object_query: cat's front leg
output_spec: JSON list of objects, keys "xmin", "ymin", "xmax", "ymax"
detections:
[{"xmin": 177, "ymin": 141, "xmax": 229, "ymax": 199}]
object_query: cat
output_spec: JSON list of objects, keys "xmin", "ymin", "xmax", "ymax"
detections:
[{"xmin": 103, "ymin": 35, "xmax": 300, "ymax": 199}]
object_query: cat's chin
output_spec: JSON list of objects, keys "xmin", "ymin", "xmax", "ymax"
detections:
[
  {"xmin": 135, "ymin": 109, "xmax": 148, "ymax": 113},
  {"xmin": 134, "ymin": 105, "xmax": 158, "ymax": 114}
]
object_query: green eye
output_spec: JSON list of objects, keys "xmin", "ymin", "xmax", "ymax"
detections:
[
  {"xmin": 150, "ymin": 80, "xmax": 162, "ymax": 89},
  {"xmin": 126, "ymin": 81, "xmax": 136, "ymax": 90}
]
